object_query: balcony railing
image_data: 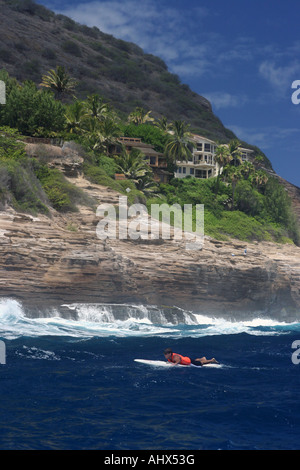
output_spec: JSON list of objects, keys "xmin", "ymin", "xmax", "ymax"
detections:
[{"xmin": 193, "ymin": 159, "xmax": 215, "ymax": 165}]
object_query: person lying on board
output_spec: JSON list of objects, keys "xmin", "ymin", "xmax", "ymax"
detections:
[{"xmin": 163, "ymin": 348, "xmax": 219, "ymax": 367}]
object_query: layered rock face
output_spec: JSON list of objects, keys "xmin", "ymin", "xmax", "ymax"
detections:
[{"xmin": 0, "ymin": 176, "xmax": 299, "ymax": 321}]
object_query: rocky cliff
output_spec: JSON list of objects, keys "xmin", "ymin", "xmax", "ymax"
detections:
[{"xmin": 0, "ymin": 172, "xmax": 299, "ymax": 322}]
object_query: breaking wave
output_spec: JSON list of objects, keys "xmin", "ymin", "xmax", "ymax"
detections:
[{"xmin": 0, "ymin": 298, "xmax": 299, "ymax": 340}]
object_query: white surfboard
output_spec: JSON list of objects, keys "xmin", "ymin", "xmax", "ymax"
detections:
[{"xmin": 134, "ymin": 359, "xmax": 222, "ymax": 368}]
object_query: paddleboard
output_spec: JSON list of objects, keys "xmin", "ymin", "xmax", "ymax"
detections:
[{"xmin": 134, "ymin": 359, "xmax": 222, "ymax": 368}]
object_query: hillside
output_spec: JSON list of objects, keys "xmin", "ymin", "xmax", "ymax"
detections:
[
  {"xmin": 0, "ymin": 0, "xmax": 252, "ymax": 146},
  {"xmin": 0, "ymin": 0, "xmax": 299, "ymax": 234}
]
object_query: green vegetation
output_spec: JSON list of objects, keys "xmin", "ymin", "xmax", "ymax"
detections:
[
  {"xmin": 164, "ymin": 121, "xmax": 195, "ymax": 162},
  {"xmin": 0, "ymin": 70, "xmax": 65, "ymax": 136},
  {"xmin": 0, "ymin": 67, "xmax": 298, "ymax": 245},
  {"xmin": 34, "ymin": 163, "xmax": 93, "ymax": 212},
  {"xmin": 0, "ymin": 127, "xmax": 49, "ymax": 213},
  {"xmin": 159, "ymin": 177, "xmax": 299, "ymax": 245},
  {"xmin": 40, "ymin": 66, "xmax": 78, "ymax": 101},
  {"xmin": 122, "ymin": 123, "xmax": 167, "ymax": 153},
  {"xmin": 0, "ymin": 127, "xmax": 91, "ymax": 213}
]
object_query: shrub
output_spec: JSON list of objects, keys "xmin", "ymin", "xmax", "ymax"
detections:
[
  {"xmin": 42, "ymin": 48, "xmax": 57, "ymax": 61},
  {"xmin": 97, "ymin": 155, "xmax": 119, "ymax": 178},
  {"xmin": 123, "ymin": 123, "xmax": 166, "ymax": 152},
  {"xmin": 83, "ymin": 163, "xmax": 123, "ymax": 192},
  {"xmin": 11, "ymin": 0, "xmax": 54, "ymax": 21},
  {"xmin": 62, "ymin": 17, "xmax": 77, "ymax": 31},
  {"xmin": 62, "ymin": 40, "xmax": 82, "ymax": 57},
  {"xmin": 22, "ymin": 60, "xmax": 41, "ymax": 80},
  {"xmin": 234, "ymin": 180, "xmax": 264, "ymax": 216},
  {"xmin": 0, "ymin": 156, "xmax": 49, "ymax": 214},
  {"xmin": 0, "ymin": 80, "xmax": 66, "ymax": 136},
  {"xmin": 0, "ymin": 128, "xmax": 26, "ymax": 160},
  {"xmin": 83, "ymin": 163, "xmax": 145, "ymax": 204},
  {"xmin": 35, "ymin": 164, "xmax": 92, "ymax": 212},
  {"xmin": 0, "ymin": 48, "xmax": 13, "ymax": 63},
  {"xmin": 104, "ymin": 62, "xmax": 146, "ymax": 89},
  {"xmin": 264, "ymin": 178, "xmax": 291, "ymax": 224},
  {"xmin": 161, "ymin": 177, "xmax": 229, "ymax": 217}
]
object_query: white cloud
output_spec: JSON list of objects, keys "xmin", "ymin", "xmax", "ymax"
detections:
[
  {"xmin": 55, "ymin": 1, "xmax": 208, "ymax": 60},
  {"xmin": 227, "ymin": 124, "xmax": 300, "ymax": 150},
  {"xmin": 51, "ymin": 0, "xmax": 300, "ymax": 103},
  {"xmin": 259, "ymin": 60, "xmax": 300, "ymax": 94},
  {"xmin": 204, "ymin": 92, "xmax": 248, "ymax": 109},
  {"xmin": 52, "ymin": 0, "xmax": 231, "ymax": 77}
]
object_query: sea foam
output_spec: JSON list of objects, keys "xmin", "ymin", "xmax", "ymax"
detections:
[{"xmin": 0, "ymin": 298, "xmax": 299, "ymax": 340}]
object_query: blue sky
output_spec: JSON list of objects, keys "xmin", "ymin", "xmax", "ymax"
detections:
[{"xmin": 39, "ymin": 0, "xmax": 300, "ymax": 186}]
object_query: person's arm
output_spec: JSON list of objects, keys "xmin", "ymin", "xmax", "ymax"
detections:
[{"xmin": 172, "ymin": 354, "xmax": 181, "ymax": 365}]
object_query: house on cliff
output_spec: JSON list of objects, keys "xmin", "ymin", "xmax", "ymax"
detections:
[
  {"xmin": 174, "ymin": 134, "xmax": 254, "ymax": 180},
  {"xmin": 113, "ymin": 136, "xmax": 172, "ymax": 183}
]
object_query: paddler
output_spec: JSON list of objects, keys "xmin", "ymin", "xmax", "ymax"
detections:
[{"xmin": 163, "ymin": 348, "xmax": 219, "ymax": 367}]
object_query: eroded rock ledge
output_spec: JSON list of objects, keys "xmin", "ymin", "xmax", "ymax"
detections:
[{"xmin": 0, "ymin": 183, "xmax": 299, "ymax": 322}]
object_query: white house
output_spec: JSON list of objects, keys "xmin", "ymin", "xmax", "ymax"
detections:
[
  {"xmin": 174, "ymin": 135, "xmax": 217, "ymax": 180},
  {"xmin": 240, "ymin": 147, "xmax": 254, "ymax": 162},
  {"xmin": 174, "ymin": 134, "xmax": 254, "ymax": 180}
]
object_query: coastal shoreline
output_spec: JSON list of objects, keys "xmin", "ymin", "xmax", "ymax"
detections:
[{"xmin": 0, "ymin": 197, "xmax": 299, "ymax": 322}]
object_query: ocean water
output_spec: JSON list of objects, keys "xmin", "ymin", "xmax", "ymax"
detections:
[{"xmin": 0, "ymin": 298, "xmax": 299, "ymax": 450}]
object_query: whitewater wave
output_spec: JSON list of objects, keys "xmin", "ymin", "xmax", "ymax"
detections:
[{"xmin": 0, "ymin": 298, "xmax": 299, "ymax": 340}]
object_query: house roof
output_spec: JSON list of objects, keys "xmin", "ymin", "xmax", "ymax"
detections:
[
  {"xmin": 191, "ymin": 134, "xmax": 216, "ymax": 144},
  {"xmin": 118, "ymin": 137, "xmax": 164, "ymax": 157}
]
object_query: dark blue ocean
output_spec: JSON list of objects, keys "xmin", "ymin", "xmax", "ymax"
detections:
[{"xmin": 0, "ymin": 298, "xmax": 299, "ymax": 450}]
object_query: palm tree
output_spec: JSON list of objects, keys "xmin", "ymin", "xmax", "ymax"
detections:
[
  {"xmin": 114, "ymin": 148, "xmax": 149, "ymax": 182},
  {"xmin": 164, "ymin": 120, "xmax": 195, "ymax": 162},
  {"xmin": 154, "ymin": 116, "xmax": 171, "ymax": 133},
  {"xmin": 254, "ymin": 155, "xmax": 265, "ymax": 169},
  {"xmin": 214, "ymin": 145, "xmax": 231, "ymax": 194},
  {"xmin": 40, "ymin": 66, "xmax": 77, "ymax": 100},
  {"xmin": 128, "ymin": 107, "xmax": 154, "ymax": 125},
  {"xmin": 228, "ymin": 138, "xmax": 242, "ymax": 167},
  {"xmin": 227, "ymin": 166, "xmax": 242, "ymax": 210},
  {"xmin": 84, "ymin": 94, "xmax": 110, "ymax": 121},
  {"xmin": 135, "ymin": 169, "xmax": 159, "ymax": 197},
  {"xmin": 240, "ymin": 161, "xmax": 255, "ymax": 180},
  {"xmin": 90, "ymin": 118, "xmax": 121, "ymax": 155},
  {"xmin": 64, "ymin": 100, "xmax": 86, "ymax": 134},
  {"xmin": 251, "ymin": 170, "xmax": 269, "ymax": 191}
]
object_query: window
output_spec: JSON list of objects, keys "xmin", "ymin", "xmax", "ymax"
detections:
[
  {"xmin": 195, "ymin": 169, "xmax": 207, "ymax": 179},
  {"xmin": 204, "ymin": 155, "xmax": 212, "ymax": 163},
  {"xmin": 183, "ymin": 167, "xmax": 186, "ymax": 174},
  {"xmin": 178, "ymin": 167, "xmax": 182, "ymax": 173},
  {"xmin": 204, "ymin": 143, "xmax": 211, "ymax": 152},
  {"xmin": 190, "ymin": 168, "xmax": 194, "ymax": 175}
]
